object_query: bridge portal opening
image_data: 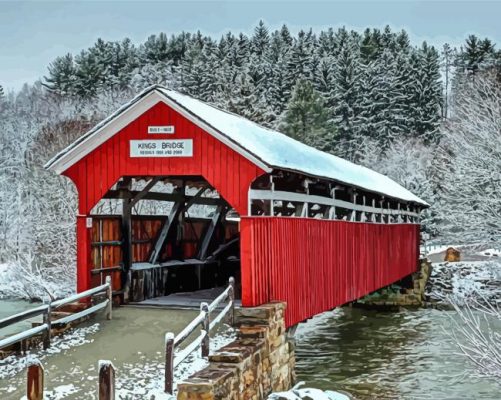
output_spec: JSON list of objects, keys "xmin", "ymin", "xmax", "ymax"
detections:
[{"xmin": 89, "ymin": 175, "xmax": 241, "ymax": 303}]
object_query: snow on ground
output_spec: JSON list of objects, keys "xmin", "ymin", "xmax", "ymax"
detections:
[
  {"xmin": 422, "ymin": 244, "xmax": 462, "ymax": 257},
  {"xmin": 115, "ymin": 325, "xmax": 236, "ymax": 399},
  {"xmin": 20, "ymin": 384, "xmax": 79, "ymax": 400},
  {"xmin": 0, "ymin": 323, "xmax": 100, "ymax": 380},
  {"xmin": 476, "ymin": 248, "xmax": 501, "ymax": 257},
  {"xmin": 426, "ymin": 260, "xmax": 501, "ymax": 306},
  {"xmin": 0, "ymin": 262, "xmax": 74, "ymax": 301}
]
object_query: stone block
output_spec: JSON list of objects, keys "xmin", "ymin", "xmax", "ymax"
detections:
[{"xmin": 177, "ymin": 365, "xmax": 237, "ymax": 400}]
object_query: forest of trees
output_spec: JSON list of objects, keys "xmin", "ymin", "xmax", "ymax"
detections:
[
  {"xmin": 1, "ymin": 22, "xmax": 500, "ymax": 297},
  {"xmin": 41, "ymin": 23, "xmax": 447, "ymax": 158}
]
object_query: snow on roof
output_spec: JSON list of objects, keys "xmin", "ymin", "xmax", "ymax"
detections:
[
  {"xmin": 45, "ymin": 85, "xmax": 428, "ymax": 206},
  {"xmin": 159, "ymin": 88, "xmax": 428, "ymax": 206}
]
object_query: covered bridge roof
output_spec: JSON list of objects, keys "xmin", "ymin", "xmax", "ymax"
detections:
[{"xmin": 45, "ymin": 85, "xmax": 428, "ymax": 206}]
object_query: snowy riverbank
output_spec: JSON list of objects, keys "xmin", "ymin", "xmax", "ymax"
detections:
[{"xmin": 0, "ymin": 263, "xmax": 74, "ymax": 301}]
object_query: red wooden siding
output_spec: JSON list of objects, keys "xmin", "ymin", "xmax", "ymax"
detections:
[
  {"xmin": 63, "ymin": 101, "xmax": 264, "ymax": 292},
  {"xmin": 240, "ymin": 217, "xmax": 420, "ymax": 327},
  {"xmin": 63, "ymin": 101, "xmax": 264, "ymax": 216}
]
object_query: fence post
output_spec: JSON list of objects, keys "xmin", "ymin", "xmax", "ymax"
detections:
[
  {"xmin": 201, "ymin": 302, "xmax": 210, "ymax": 357},
  {"xmin": 98, "ymin": 360, "xmax": 115, "ymax": 400},
  {"xmin": 228, "ymin": 276, "xmax": 235, "ymax": 326},
  {"xmin": 42, "ymin": 302, "xmax": 51, "ymax": 349},
  {"xmin": 105, "ymin": 276, "xmax": 112, "ymax": 320},
  {"xmin": 27, "ymin": 358, "xmax": 43, "ymax": 400},
  {"xmin": 164, "ymin": 332, "xmax": 174, "ymax": 394}
]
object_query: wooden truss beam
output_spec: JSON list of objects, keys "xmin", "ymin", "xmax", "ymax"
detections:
[
  {"xmin": 197, "ymin": 205, "xmax": 226, "ymax": 260},
  {"xmin": 104, "ymin": 190, "xmax": 222, "ymax": 206}
]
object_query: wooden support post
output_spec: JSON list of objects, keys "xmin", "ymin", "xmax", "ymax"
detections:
[
  {"xmin": 105, "ymin": 276, "xmax": 112, "ymax": 320},
  {"xmin": 98, "ymin": 360, "xmax": 115, "ymax": 400},
  {"xmin": 164, "ymin": 332, "xmax": 174, "ymax": 395},
  {"xmin": 42, "ymin": 302, "xmax": 51, "ymax": 350},
  {"xmin": 201, "ymin": 302, "xmax": 210, "ymax": 357},
  {"xmin": 27, "ymin": 359, "xmax": 43, "ymax": 400},
  {"xmin": 228, "ymin": 277, "xmax": 235, "ymax": 326},
  {"xmin": 121, "ymin": 196, "xmax": 132, "ymax": 295}
]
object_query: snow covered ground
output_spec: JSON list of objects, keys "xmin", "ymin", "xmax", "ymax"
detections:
[
  {"xmin": 426, "ymin": 259, "xmax": 501, "ymax": 306},
  {"xmin": 114, "ymin": 327, "xmax": 236, "ymax": 400},
  {"xmin": 268, "ymin": 382, "xmax": 350, "ymax": 400}
]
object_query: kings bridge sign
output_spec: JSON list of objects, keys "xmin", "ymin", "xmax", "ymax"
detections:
[{"xmin": 130, "ymin": 139, "xmax": 193, "ymax": 157}]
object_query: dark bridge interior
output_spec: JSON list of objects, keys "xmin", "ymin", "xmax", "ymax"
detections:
[{"xmin": 89, "ymin": 175, "xmax": 241, "ymax": 303}]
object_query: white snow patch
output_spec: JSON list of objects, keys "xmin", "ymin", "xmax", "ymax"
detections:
[
  {"xmin": 269, "ymin": 382, "xmax": 351, "ymax": 400},
  {"xmin": 477, "ymin": 248, "xmax": 501, "ymax": 257}
]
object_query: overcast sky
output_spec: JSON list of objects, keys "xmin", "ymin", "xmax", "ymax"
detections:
[{"xmin": 1, "ymin": 0, "xmax": 500, "ymax": 91}]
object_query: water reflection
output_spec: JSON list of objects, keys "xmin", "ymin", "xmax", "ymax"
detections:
[{"xmin": 295, "ymin": 307, "xmax": 500, "ymax": 399}]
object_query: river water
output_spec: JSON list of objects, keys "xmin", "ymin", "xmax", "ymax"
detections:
[
  {"xmin": 295, "ymin": 307, "xmax": 500, "ymax": 399},
  {"xmin": 1, "ymin": 301, "xmax": 499, "ymax": 399}
]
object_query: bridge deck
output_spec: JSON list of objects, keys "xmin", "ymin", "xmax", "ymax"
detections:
[{"xmin": 129, "ymin": 287, "xmax": 241, "ymax": 310}]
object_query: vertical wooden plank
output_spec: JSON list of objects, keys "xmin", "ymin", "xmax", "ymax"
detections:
[
  {"xmin": 164, "ymin": 333, "xmax": 174, "ymax": 394},
  {"xmin": 98, "ymin": 361, "xmax": 115, "ymax": 400}
]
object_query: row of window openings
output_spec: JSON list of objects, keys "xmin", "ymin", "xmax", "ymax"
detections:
[{"xmin": 250, "ymin": 200, "xmax": 418, "ymax": 223}]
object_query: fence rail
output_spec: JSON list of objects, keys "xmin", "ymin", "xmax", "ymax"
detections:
[
  {"xmin": 164, "ymin": 276, "xmax": 235, "ymax": 394},
  {"xmin": 0, "ymin": 276, "xmax": 112, "ymax": 351}
]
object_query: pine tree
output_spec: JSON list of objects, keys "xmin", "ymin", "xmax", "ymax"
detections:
[
  {"xmin": 0, "ymin": 85, "xmax": 3, "ymax": 99},
  {"xmin": 359, "ymin": 49, "xmax": 404, "ymax": 148},
  {"xmin": 251, "ymin": 20, "xmax": 270, "ymax": 57},
  {"xmin": 74, "ymin": 49, "xmax": 104, "ymax": 98},
  {"xmin": 43, "ymin": 53, "xmax": 77, "ymax": 95},
  {"xmin": 179, "ymin": 40, "xmax": 204, "ymax": 97},
  {"xmin": 331, "ymin": 34, "xmax": 363, "ymax": 155},
  {"xmin": 267, "ymin": 30, "xmax": 293, "ymax": 118},
  {"xmin": 140, "ymin": 33, "xmax": 170, "ymax": 64},
  {"xmin": 407, "ymin": 42, "xmax": 442, "ymax": 142},
  {"xmin": 287, "ymin": 29, "xmax": 317, "ymax": 84},
  {"xmin": 459, "ymin": 35, "xmax": 496, "ymax": 73},
  {"xmin": 227, "ymin": 71, "xmax": 274, "ymax": 126},
  {"xmin": 280, "ymin": 79, "xmax": 336, "ymax": 152}
]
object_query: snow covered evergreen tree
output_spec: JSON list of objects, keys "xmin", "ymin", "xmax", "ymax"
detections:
[
  {"xmin": 331, "ymin": 30, "xmax": 363, "ymax": 157},
  {"xmin": 280, "ymin": 79, "xmax": 336, "ymax": 152},
  {"xmin": 412, "ymin": 42, "xmax": 442, "ymax": 142},
  {"xmin": 458, "ymin": 35, "xmax": 496, "ymax": 74},
  {"xmin": 43, "ymin": 53, "xmax": 77, "ymax": 96}
]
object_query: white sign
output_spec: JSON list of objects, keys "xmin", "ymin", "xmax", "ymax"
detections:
[
  {"xmin": 130, "ymin": 139, "xmax": 193, "ymax": 157},
  {"xmin": 148, "ymin": 126, "xmax": 175, "ymax": 134},
  {"xmin": 86, "ymin": 217, "xmax": 93, "ymax": 228}
]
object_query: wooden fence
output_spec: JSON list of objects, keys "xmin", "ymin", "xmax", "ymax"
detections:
[
  {"xmin": 20, "ymin": 277, "xmax": 235, "ymax": 399},
  {"xmin": 0, "ymin": 276, "xmax": 112, "ymax": 351}
]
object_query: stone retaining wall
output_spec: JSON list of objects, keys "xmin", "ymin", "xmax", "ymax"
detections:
[
  {"xmin": 177, "ymin": 302, "xmax": 295, "ymax": 400},
  {"xmin": 355, "ymin": 258, "xmax": 432, "ymax": 308}
]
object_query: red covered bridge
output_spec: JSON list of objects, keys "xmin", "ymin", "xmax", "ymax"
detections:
[{"xmin": 45, "ymin": 86, "xmax": 428, "ymax": 327}]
